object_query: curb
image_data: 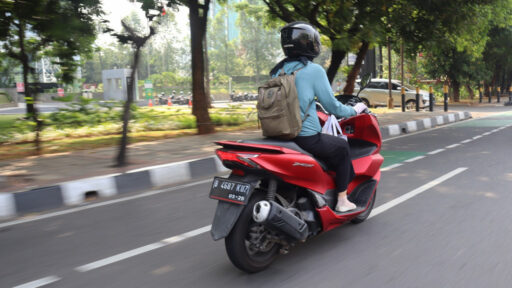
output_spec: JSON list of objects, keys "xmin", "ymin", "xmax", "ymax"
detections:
[
  {"xmin": 0, "ymin": 111, "xmax": 472, "ymax": 220},
  {"xmin": 0, "ymin": 157, "xmax": 230, "ymax": 219},
  {"xmin": 379, "ymin": 111, "xmax": 471, "ymax": 139}
]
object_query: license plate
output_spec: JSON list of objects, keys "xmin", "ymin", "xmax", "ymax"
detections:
[{"xmin": 209, "ymin": 177, "xmax": 254, "ymax": 205}]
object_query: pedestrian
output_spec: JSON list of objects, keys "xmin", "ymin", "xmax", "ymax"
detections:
[{"xmin": 270, "ymin": 22, "xmax": 367, "ymax": 212}]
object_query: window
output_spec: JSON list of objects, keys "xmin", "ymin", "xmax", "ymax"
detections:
[{"xmin": 367, "ymin": 82, "xmax": 381, "ymax": 89}]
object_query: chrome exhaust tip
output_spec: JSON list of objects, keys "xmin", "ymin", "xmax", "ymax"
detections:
[{"xmin": 253, "ymin": 201, "xmax": 271, "ymax": 223}]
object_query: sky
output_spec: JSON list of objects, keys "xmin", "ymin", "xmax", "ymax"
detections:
[{"xmin": 97, "ymin": 0, "xmax": 189, "ymax": 47}]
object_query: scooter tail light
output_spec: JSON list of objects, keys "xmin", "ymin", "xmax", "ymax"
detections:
[{"xmin": 215, "ymin": 150, "xmax": 261, "ymax": 168}]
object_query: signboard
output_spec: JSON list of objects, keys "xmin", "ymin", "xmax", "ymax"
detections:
[
  {"xmin": 16, "ymin": 82, "xmax": 25, "ymax": 93},
  {"xmin": 144, "ymin": 80, "xmax": 153, "ymax": 100},
  {"xmin": 57, "ymin": 88, "xmax": 64, "ymax": 97}
]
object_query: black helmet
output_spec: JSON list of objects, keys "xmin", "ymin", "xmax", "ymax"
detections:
[{"xmin": 281, "ymin": 22, "xmax": 321, "ymax": 58}]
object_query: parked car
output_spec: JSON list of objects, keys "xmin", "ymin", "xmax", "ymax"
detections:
[{"xmin": 353, "ymin": 79, "xmax": 431, "ymax": 110}]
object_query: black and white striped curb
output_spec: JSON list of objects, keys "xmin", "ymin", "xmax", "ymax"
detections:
[
  {"xmin": 379, "ymin": 111, "xmax": 472, "ymax": 139},
  {"xmin": 0, "ymin": 111, "xmax": 472, "ymax": 219},
  {"xmin": 0, "ymin": 157, "xmax": 230, "ymax": 219}
]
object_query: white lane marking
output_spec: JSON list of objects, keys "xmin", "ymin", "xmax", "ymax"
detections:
[
  {"xmin": 0, "ymin": 179, "xmax": 214, "ymax": 229},
  {"xmin": 428, "ymin": 149, "xmax": 445, "ymax": 155},
  {"xmin": 369, "ymin": 167, "xmax": 468, "ymax": 218},
  {"xmin": 381, "ymin": 163, "xmax": 403, "ymax": 171},
  {"xmin": 75, "ymin": 243, "xmax": 166, "ymax": 272},
  {"xmin": 75, "ymin": 225, "xmax": 211, "ymax": 272},
  {"xmin": 482, "ymin": 132, "xmax": 491, "ymax": 136},
  {"xmin": 13, "ymin": 276, "xmax": 61, "ymax": 288},
  {"xmin": 404, "ymin": 156, "xmax": 426, "ymax": 163},
  {"xmin": 460, "ymin": 139, "xmax": 473, "ymax": 144},
  {"xmin": 446, "ymin": 144, "xmax": 461, "ymax": 149},
  {"xmin": 162, "ymin": 225, "xmax": 211, "ymax": 244},
  {"xmin": 473, "ymin": 135, "xmax": 482, "ymax": 140}
]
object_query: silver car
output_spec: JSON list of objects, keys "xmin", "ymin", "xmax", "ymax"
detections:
[{"xmin": 354, "ymin": 79, "xmax": 431, "ymax": 110}]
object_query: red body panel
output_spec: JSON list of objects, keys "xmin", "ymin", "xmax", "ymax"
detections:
[{"xmin": 216, "ymin": 113, "xmax": 383, "ymax": 233}]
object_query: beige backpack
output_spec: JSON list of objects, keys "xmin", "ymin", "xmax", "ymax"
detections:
[{"xmin": 257, "ymin": 68, "xmax": 312, "ymax": 140}]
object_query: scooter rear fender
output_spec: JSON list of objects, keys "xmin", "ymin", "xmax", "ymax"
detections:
[{"xmin": 210, "ymin": 174, "xmax": 261, "ymax": 241}]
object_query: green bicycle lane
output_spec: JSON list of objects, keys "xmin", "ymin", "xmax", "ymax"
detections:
[{"xmin": 380, "ymin": 110, "xmax": 512, "ymax": 169}]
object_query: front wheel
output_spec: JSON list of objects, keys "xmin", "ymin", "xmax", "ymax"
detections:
[
  {"xmin": 405, "ymin": 99, "xmax": 417, "ymax": 111},
  {"xmin": 225, "ymin": 193, "xmax": 279, "ymax": 273}
]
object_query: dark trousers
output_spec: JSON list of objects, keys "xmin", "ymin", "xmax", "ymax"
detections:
[{"xmin": 294, "ymin": 133, "xmax": 354, "ymax": 191}]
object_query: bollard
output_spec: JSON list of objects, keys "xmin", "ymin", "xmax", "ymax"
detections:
[
  {"xmin": 509, "ymin": 86, "xmax": 512, "ymax": 103},
  {"xmin": 415, "ymin": 87, "xmax": 420, "ymax": 112},
  {"xmin": 401, "ymin": 86, "xmax": 406, "ymax": 112},
  {"xmin": 479, "ymin": 87, "xmax": 483, "ymax": 103},
  {"xmin": 497, "ymin": 87, "xmax": 501, "ymax": 103},
  {"xmin": 429, "ymin": 86, "xmax": 434, "ymax": 112},
  {"xmin": 488, "ymin": 86, "xmax": 492, "ymax": 103},
  {"xmin": 443, "ymin": 84, "xmax": 448, "ymax": 112}
]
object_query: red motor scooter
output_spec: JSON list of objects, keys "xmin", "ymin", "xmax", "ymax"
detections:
[{"xmin": 209, "ymin": 102, "xmax": 383, "ymax": 273}]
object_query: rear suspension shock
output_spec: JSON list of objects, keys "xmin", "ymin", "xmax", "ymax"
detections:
[{"xmin": 266, "ymin": 178, "xmax": 277, "ymax": 201}]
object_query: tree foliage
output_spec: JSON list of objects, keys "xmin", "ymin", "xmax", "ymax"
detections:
[{"xmin": 0, "ymin": 0, "xmax": 102, "ymax": 153}]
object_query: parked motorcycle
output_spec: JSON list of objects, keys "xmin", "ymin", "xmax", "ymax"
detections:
[{"xmin": 209, "ymin": 99, "xmax": 383, "ymax": 273}]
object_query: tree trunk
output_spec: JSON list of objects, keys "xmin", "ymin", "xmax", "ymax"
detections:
[
  {"xmin": 203, "ymin": 34, "xmax": 212, "ymax": 108},
  {"xmin": 116, "ymin": 47, "xmax": 141, "ymax": 167},
  {"xmin": 465, "ymin": 84, "xmax": 474, "ymax": 100},
  {"xmin": 379, "ymin": 45, "xmax": 383, "ymax": 78},
  {"xmin": 190, "ymin": 0, "xmax": 215, "ymax": 135},
  {"xmin": 18, "ymin": 22, "xmax": 42, "ymax": 154},
  {"xmin": 326, "ymin": 48, "xmax": 347, "ymax": 85},
  {"xmin": 452, "ymin": 80, "xmax": 460, "ymax": 102},
  {"xmin": 343, "ymin": 41, "xmax": 369, "ymax": 95}
]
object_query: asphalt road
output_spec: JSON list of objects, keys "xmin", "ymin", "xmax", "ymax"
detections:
[{"xmin": 1, "ymin": 107, "xmax": 512, "ymax": 288}]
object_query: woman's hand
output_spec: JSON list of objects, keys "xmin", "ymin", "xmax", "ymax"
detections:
[{"xmin": 353, "ymin": 102, "xmax": 368, "ymax": 114}]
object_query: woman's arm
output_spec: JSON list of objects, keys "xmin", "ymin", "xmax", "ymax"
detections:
[{"xmin": 312, "ymin": 64, "xmax": 356, "ymax": 118}]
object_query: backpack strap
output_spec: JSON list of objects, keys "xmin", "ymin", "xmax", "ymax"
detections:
[{"xmin": 279, "ymin": 65, "xmax": 305, "ymax": 76}]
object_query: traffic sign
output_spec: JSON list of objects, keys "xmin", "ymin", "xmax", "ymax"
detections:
[
  {"xmin": 57, "ymin": 88, "xmax": 64, "ymax": 97},
  {"xmin": 16, "ymin": 82, "xmax": 25, "ymax": 93}
]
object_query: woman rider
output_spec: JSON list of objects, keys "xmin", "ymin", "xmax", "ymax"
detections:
[{"xmin": 270, "ymin": 22, "xmax": 367, "ymax": 212}]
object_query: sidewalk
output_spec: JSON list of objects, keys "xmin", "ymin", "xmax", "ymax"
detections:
[{"xmin": 0, "ymin": 108, "xmax": 476, "ymax": 218}]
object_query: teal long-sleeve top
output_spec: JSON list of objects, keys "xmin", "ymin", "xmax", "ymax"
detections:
[{"xmin": 275, "ymin": 61, "xmax": 356, "ymax": 136}]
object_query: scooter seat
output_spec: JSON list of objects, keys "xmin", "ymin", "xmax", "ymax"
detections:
[{"xmin": 239, "ymin": 139, "xmax": 330, "ymax": 171}]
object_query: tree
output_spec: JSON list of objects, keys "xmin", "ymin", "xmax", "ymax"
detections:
[
  {"xmin": 167, "ymin": 0, "xmax": 215, "ymax": 135},
  {"xmin": 402, "ymin": 0, "xmax": 511, "ymax": 101},
  {"xmin": 0, "ymin": 0, "xmax": 102, "ymax": 153},
  {"xmin": 482, "ymin": 27, "xmax": 512, "ymax": 95},
  {"xmin": 261, "ymin": 0, "xmax": 386, "ymax": 87},
  {"xmin": 0, "ymin": 57, "xmax": 18, "ymax": 88},
  {"xmin": 110, "ymin": 0, "xmax": 162, "ymax": 167},
  {"xmin": 235, "ymin": 0, "xmax": 281, "ymax": 82},
  {"xmin": 208, "ymin": 6, "xmax": 243, "ymax": 77}
]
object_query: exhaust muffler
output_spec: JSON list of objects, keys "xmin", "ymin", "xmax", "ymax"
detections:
[{"xmin": 253, "ymin": 200, "xmax": 308, "ymax": 241}]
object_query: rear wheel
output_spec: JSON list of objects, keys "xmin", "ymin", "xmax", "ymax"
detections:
[
  {"xmin": 351, "ymin": 189, "xmax": 376, "ymax": 224},
  {"xmin": 225, "ymin": 192, "xmax": 279, "ymax": 273}
]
